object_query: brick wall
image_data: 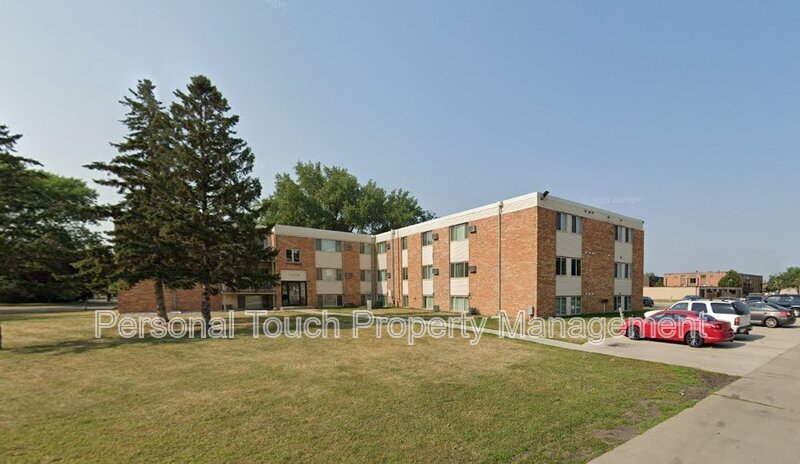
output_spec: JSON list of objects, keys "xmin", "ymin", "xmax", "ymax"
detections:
[
  {"xmin": 117, "ymin": 281, "xmax": 222, "ymax": 313},
  {"xmin": 582, "ymin": 218, "xmax": 615, "ymax": 313},
  {"xmin": 535, "ymin": 208, "xmax": 557, "ymax": 317},
  {"xmin": 499, "ymin": 208, "xmax": 537, "ymax": 318},
  {"xmin": 632, "ymin": 229, "xmax": 644, "ymax": 312},
  {"xmin": 343, "ymin": 241, "xmax": 361, "ymax": 306},
  {"xmin": 468, "ymin": 215, "xmax": 499, "ymax": 315},
  {"xmin": 433, "ymin": 226, "xmax": 451, "ymax": 310},
  {"xmin": 407, "ymin": 233, "xmax": 422, "ymax": 309}
]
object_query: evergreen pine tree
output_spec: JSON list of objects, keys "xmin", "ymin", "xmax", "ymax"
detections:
[
  {"xmin": 87, "ymin": 80, "xmax": 186, "ymax": 320},
  {"xmin": 170, "ymin": 75, "xmax": 277, "ymax": 323}
]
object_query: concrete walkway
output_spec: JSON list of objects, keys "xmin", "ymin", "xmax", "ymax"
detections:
[{"xmin": 591, "ymin": 342, "xmax": 800, "ymax": 464}]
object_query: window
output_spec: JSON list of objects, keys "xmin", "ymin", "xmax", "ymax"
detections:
[
  {"xmin": 401, "ymin": 237, "xmax": 408, "ymax": 250},
  {"xmin": 315, "ymin": 239, "xmax": 341, "ymax": 252},
  {"xmin": 402, "ymin": 267, "xmax": 408, "ymax": 280},
  {"xmin": 615, "ymin": 295, "xmax": 632, "ymax": 312},
  {"xmin": 614, "ymin": 262, "xmax": 631, "ymax": 279},
  {"xmin": 402, "ymin": 295, "xmax": 409, "ymax": 307},
  {"xmin": 450, "ymin": 223, "xmax": 468, "ymax": 242},
  {"xmin": 571, "ymin": 215, "xmax": 583, "ymax": 234},
  {"xmin": 360, "ymin": 270, "xmax": 372, "ymax": 282},
  {"xmin": 360, "ymin": 293, "xmax": 373, "ymax": 306},
  {"xmin": 710, "ymin": 303, "xmax": 736, "ymax": 315},
  {"xmin": 615, "ymin": 225, "xmax": 631, "ymax": 243},
  {"xmin": 451, "ymin": 296, "xmax": 470, "ymax": 312},
  {"xmin": 556, "ymin": 257, "xmax": 568, "ymax": 276},
  {"xmin": 689, "ymin": 277, "xmax": 697, "ymax": 285},
  {"xmin": 423, "ymin": 295, "xmax": 434, "ymax": 310},
  {"xmin": 556, "ymin": 212, "xmax": 567, "ymax": 231},
  {"xmin": 316, "ymin": 268, "xmax": 343, "ymax": 281},
  {"xmin": 317, "ymin": 294, "xmax": 343, "ymax": 307},
  {"xmin": 377, "ymin": 270, "xmax": 387, "ymax": 281},
  {"xmin": 450, "ymin": 262, "xmax": 469, "ymax": 278},
  {"xmin": 359, "ymin": 243, "xmax": 372, "ymax": 255},
  {"xmin": 285, "ymin": 249, "xmax": 301, "ymax": 263},
  {"xmin": 375, "ymin": 294, "xmax": 386, "ymax": 306},
  {"xmin": 421, "ymin": 231, "xmax": 433, "ymax": 246},
  {"xmin": 556, "ymin": 297, "xmax": 567, "ymax": 315},
  {"xmin": 571, "ymin": 258, "xmax": 581, "ymax": 277},
  {"xmin": 376, "ymin": 241, "xmax": 387, "ymax": 254},
  {"xmin": 422, "ymin": 265, "xmax": 434, "ymax": 280},
  {"xmin": 571, "ymin": 296, "xmax": 582, "ymax": 315},
  {"xmin": 671, "ymin": 302, "xmax": 689, "ymax": 311}
]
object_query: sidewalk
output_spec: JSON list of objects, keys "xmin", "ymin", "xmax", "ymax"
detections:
[{"xmin": 590, "ymin": 342, "xmax": 800, "ymax": 463}]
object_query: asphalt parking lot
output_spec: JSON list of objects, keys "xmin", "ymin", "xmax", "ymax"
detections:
[{"xmin": 581, "ymin": 324, "xmax": 800, "ymax": 376}]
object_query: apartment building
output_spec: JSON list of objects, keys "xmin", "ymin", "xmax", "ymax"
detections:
[{"xmin": 117, "ymin": 192, "xmax": 644, "ymax": 317}]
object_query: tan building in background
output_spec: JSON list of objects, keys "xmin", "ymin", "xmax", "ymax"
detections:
[{"xmin": 663, "ymin": 271, "xmax": 763, "ymax": 295}]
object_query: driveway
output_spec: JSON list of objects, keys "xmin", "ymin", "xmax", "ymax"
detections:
[
  {"xmin": 591, "ymin": 339, "xmax": 800, "ymax": 464},
  {"xmin": 580, "ymin": 324, "xmax": 800, "ymax": 376}
]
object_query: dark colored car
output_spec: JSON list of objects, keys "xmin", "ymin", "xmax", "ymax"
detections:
[
  {"xmin": 745, "ymin": 293, "xmax": 765, "ymax": 303},
  {"xmin": 643, "ymin": 296, "xmax": 654, "ymax": 307},
  {"xmin": 748, "ymin": 302, "xmax": 797, "ymax": 327},
  {"xmin": 764, "ymin": 294, "xmax": 800, "ymax": 318}
]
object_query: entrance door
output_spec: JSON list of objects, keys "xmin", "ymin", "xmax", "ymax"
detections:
[{"xmin": 281, "ymin": 281, "xmax": 307, "ymax": 306}]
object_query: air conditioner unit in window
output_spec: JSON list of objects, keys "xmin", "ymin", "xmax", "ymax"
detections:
[
  {"xmin": 432, "ymin": 233, "xmax": 439, "ymax": 241},
  {"xmin": 469, "ymin": 225, "xmax": 477, "ymax": 234},
  {"xmin": 432, "ymin": 268, "xmax": 439, "ymax": 276},
  {"xmin": 468, "ymin": 265, "xmax": 477, "ymax": 274}
]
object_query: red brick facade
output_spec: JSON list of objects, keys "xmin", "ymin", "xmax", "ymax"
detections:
[
  {"xmin": 118, "ymin": 197, "xmax": 644, "ymax": 317},
  {"xmin": 117, "ymin": 281, "xmax": 222, "ymax": 313}
]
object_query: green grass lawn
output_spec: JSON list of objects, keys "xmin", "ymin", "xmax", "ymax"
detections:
[{"xmin": 0, "ymin": 311, "xmax": 732, "ymax": 463}]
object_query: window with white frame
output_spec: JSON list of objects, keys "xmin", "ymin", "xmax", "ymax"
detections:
[
  {"xmin": 359, "ymin": 243, "xmax": 372, "ymax": 254},
  {"xmin": 615, "ymin": 225, "xmax": 631, "ymax": 243},
  {"xmin": 377, "ymin": 269, "xmax": 387, "ymax": 281},
  {"xmin": 450, "ymin": 296, "xmax": 470, "ymax": 312},
  {"xmin": 571, "ymin": 215, "xmax": 583, "ymax": 234},
  {"xmin": 556, "ymin": 257, "xmax": 568, "ymax": 276},
  {"xmin": 360, "ymin": 270, "xmax": 372, "ymax": 282},
  {"xmin": 316, "ymin": 268, "xmax": 343, "ymax": 281},
  {"xmin": 450, "ymin": 261, "xmax": 469, "ymax": 278},
  {"xmin": 614, "ymin": 262, "xmax": 631, "ymax": 279},
  {"xmin": 360, "ymin": 293, "xmax": 372, "ymax": 306},
  {"xmin": 422, "ymin": 265, "xmax": 434, "ymax": 279},
  {"xmin": 450, "ymin": 223, "xmax": 468, "ymax": 242},
  {"xmin": 571, "ymin": 258, "xmax": 581, "ymax": 277},
  {"xmin": 556, "ymin": 212, "xmax": 583, "ymax": 234},
  {"xmin": 556, "ymin": 212, "xmax": 567, "ymax": 231},
  {"xmin": 570, "ymin": 296, "xmax": 582, "ymax": 315},
  {"xmin": 615, "ymin": 295, "xmax": 632, "ymax": 312},
  {"xmin": 400, "ymin": 237, "xmax": 408, "ymax": 250},
  {"xmin": 556, "ymin": 297, "xmax": 568, "ymax": 315},
  {"xmin": 285, "ymin": 249, "xmax": 301, "ymax": 263},
  {"xmin": 376, "ymin": 241, "xmax": 387, "ymax": 254},
  {"xmin": 402, "ymin": 295, "xmax": 409, "ymax": 307},
  {"xmin": 402, "ymin": 267, "xmax": 408, "ymax": 280},
  {"xmin": 421, "ymin": 231, "xmax": 433, "ymax": 246},
  {"xmin": 317, "ymin": 294, "xmax": 343, "ymax": 307},
  {"xmin": 423, "ymin": 295, "xmax": 434, "ymax": 309},
  {"xmin": 315, "ymin": 239, "xmax": 341, "ymax": 252}
]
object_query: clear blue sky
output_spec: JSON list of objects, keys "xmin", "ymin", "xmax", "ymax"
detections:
[{"xmin": 1, "ymin": 0, "xmax": 798, "ymax": 277}]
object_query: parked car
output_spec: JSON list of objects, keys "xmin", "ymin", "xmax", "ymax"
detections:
[
  {"xmin": 764, "ymin": 294, "xmax": 800, "ymax": 318},
  {"xmin": 643, "ymin": 296, "xmax": 654, "ymax": 307},
  {"xmin": 645, "ymin": 299, "xmax": 752, "ymax": 335},
  {"xmin": 623, "ymin": 310, "xmax": 734, "ymax": 348},
  {"xmin": 745, "ymin": 293, "xmax": 764, "ymax": 303},
  {"xmin": 683, "ymin": 295, "xmax": 701, "ymax": 301},
  {"xmin": 748, "ymin": 302, "xmax": 797, "ymax": 327}
]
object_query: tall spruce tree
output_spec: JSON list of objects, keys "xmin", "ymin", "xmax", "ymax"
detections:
[
  {"xmin": 86, "ymin": 80, "xmax": 186, "ymax": 320},
  {"xmin": 170, "ymin": 75, "xmax": 277, "ymax": 323}
]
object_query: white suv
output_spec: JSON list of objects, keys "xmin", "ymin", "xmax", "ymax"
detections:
[{"xmin": 645, "ymin": 299, "xmax": 752, "ymax": 335}]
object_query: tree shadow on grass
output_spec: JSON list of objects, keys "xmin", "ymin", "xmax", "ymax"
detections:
[{"xmin": 5, "ymin": 314, "xmax": 367, "ymax": 356}]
